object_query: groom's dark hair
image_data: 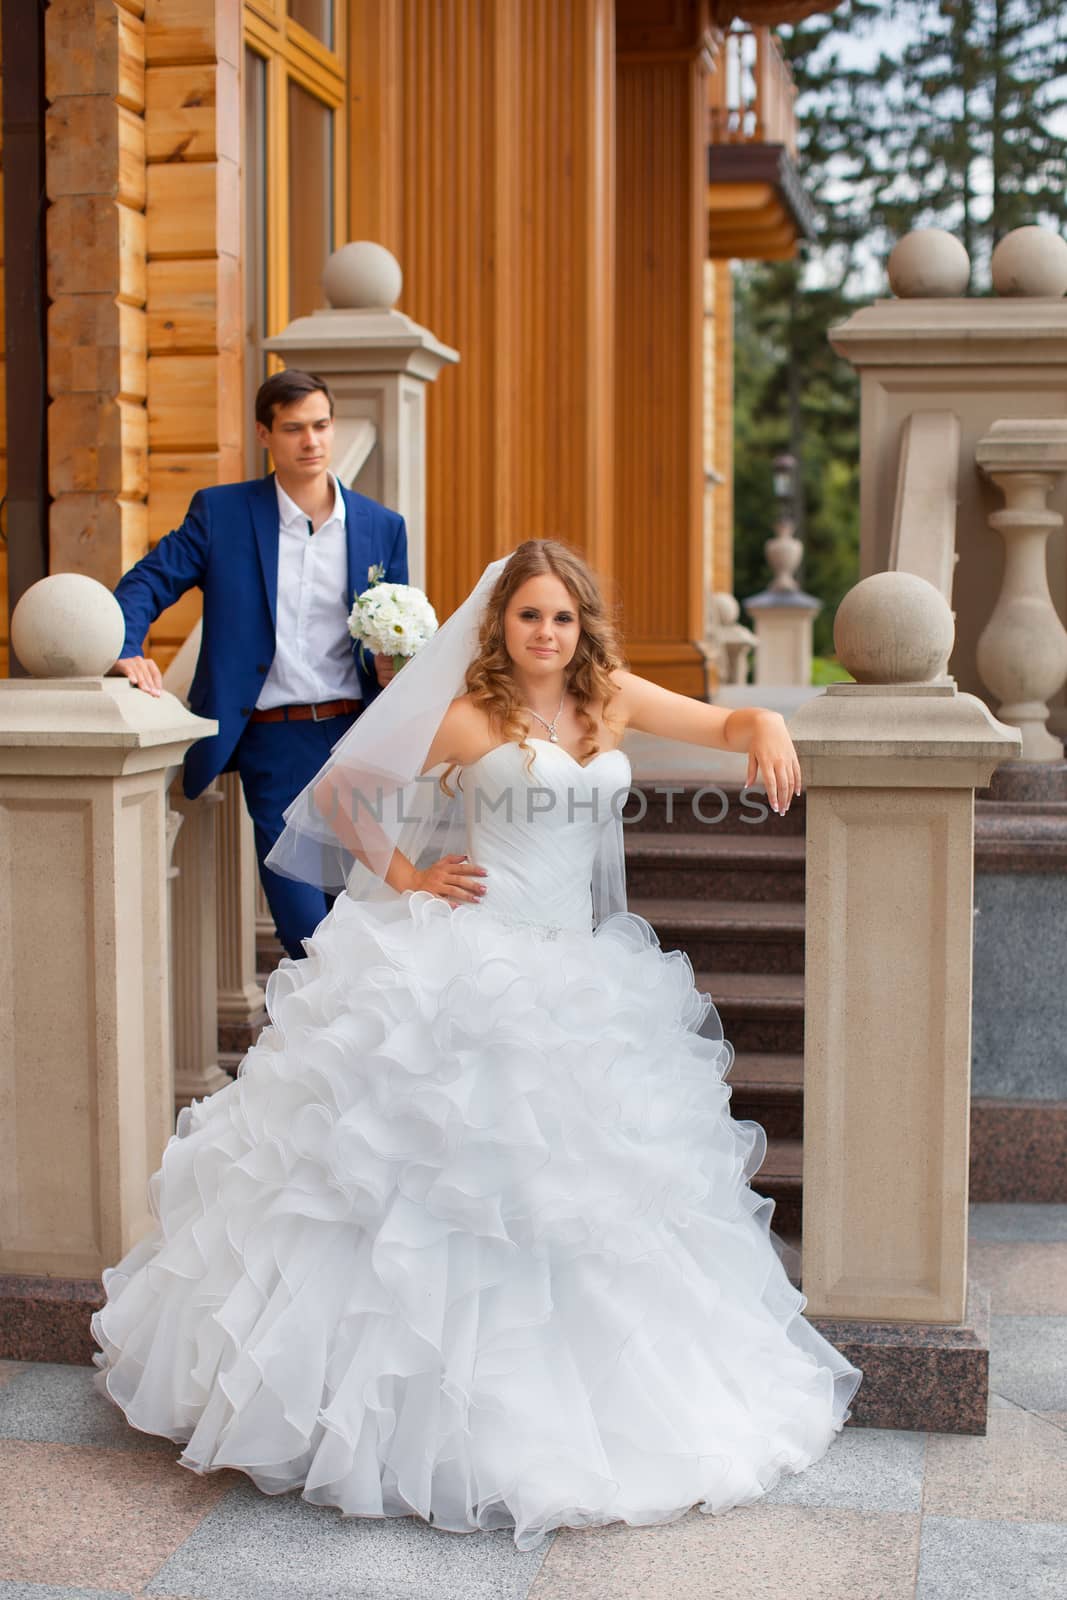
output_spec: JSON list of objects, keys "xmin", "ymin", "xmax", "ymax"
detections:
[{"xmin": 255, "ymin": 369, "xmax": 334, "ymax": 429}]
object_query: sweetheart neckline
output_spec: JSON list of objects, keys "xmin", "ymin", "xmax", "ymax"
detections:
[{"xmin": 464, "ymin": 737, "xmax": 630, "ymax": 776}]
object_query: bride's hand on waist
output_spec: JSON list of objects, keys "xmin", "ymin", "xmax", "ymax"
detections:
[{"xmin": 412, "ymin": 853, "xmax": 488, "ymax": 906}]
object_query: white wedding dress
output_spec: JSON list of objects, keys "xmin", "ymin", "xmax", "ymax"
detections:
[{"xmin": 93, "ymin": 738, "xmax": 861, "ymax": 1550}]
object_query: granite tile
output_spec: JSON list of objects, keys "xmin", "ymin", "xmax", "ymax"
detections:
[
  {"xmin": 970, "ymin": 1242, "xmax": 1067, "ymax": 1315},
  {"xmin": 527, "ymin": 1506, "xmax": 920, "ymax": 1600},
  {"xmin": 969, "ymin": 1102, "xmax": 1067, "ymax": 1205},
  {"xmin": 917, "ymin": 1516, "xmax": 1067, "ymax": 1599},
  {"xmin": 0, "ymin": 1587, "xmax": 135, "ymax": 1598},
  {"xmin": 0, "ymin": 1363, "xmax": 170, "ymax": 1452},
  {"xmin": 0, "ymin": 1276, "xmax": 102, "ymax": 1366},
  {"xmin": 969, "ymin": 1204, "xmax": 1067, "ymax": 1243},
  {"xmin": 0, "ymin": 1364, "xmax": 25, "ymax": 1390},
  {"xmin": 0, "ymin": 1439, "xmax": 233, "ymax": 1590},
  {"xmin": 146, "ymin": 1479, "xmax": 549, "ymax": 1600},
  {"xmin": 971, "ymin": 874, "xmax": 1067, "ymax": 1099},
  {"xmin": 990, "ymin": 1315, "xmax": 1067, "ymax": 1412},
  {"xmin": 923, "ymin": 1408, "xmax": 1067, "ymax": 1522},
  {"xmin": 762, "ymin": 1427, "xmax": 925, "ymax": 1512}
]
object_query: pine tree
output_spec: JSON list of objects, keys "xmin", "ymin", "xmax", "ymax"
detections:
[{"xmin": 730, "ymin": 0, "xmax": 1067, "ymax": 662}]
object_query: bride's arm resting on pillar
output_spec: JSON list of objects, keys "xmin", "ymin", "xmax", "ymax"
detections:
[{"xmin": 611, "ymin": 670, "xmax": 802, "ymax": 816}]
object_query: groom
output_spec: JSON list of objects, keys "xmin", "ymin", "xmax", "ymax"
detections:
[{"xmin": 112, "ymin": 369, "xmax": 408, "ymax": 958}]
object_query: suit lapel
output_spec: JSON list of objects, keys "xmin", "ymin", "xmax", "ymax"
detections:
[
  {"xmin": 250, "ymin": 474, "xmax": 280, "ymax": 629},
  {"xmin": 342, "ymin": 486, "xmax": 372, "ymax": 609}
]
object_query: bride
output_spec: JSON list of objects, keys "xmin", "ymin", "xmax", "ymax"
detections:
[{"xmin": 92, "ymin": 539, "xmax": 861, "ymax": 1551}]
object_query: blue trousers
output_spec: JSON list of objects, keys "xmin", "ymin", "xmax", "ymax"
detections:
[{"xmin": 234, "ymin": 712, "xmax": 359, "ymax": 961}]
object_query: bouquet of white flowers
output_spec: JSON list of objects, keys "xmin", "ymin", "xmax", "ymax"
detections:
[{"xmin": 347, "ymin": 566, "xmax": 439, "ymax": 671}]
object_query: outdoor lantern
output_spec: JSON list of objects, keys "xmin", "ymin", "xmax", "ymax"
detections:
[{"xmin": 772, "ymin": 452, "xmax": 796, "ymax": 508}]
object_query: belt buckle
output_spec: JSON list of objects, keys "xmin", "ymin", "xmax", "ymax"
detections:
[{"xmin": 310, "ymin": 702, "xmax": 328, "ymax": 722}]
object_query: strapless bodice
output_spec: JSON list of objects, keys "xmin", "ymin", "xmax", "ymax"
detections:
[{"xmin": 461, "ymin": 738, "xmax": 631, "ymax": 930}]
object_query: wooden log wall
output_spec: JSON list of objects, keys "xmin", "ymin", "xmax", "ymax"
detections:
[
  {"xmin": 348, "ymin": 0, "xmax": 616, "ymax": 625},
  {"xmin": 0, "ymin": 15, "xmax": 6, "ymax": 675},
  {"xmin": 144, "ymin": 0, "xmax": 242, "ymax": 671},
  {"xmin": 44, "ymin": 0, "xmax": 149, "ymax": 591}
]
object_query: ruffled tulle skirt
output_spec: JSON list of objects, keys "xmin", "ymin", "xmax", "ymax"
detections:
[{"xmin": 92, "ymin": 891, "xmax": 861, "ymax": 1550}]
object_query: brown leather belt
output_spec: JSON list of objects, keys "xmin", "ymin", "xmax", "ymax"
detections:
[{"xmin": 248, "ymin": 698, "xmax": 362, "ymax": 724}]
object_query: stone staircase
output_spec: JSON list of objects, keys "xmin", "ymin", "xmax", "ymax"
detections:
[
  {"xmin": 253, "ymin": 780, "xmax": 810, "ymax": 1242},
  {"xmin": 624, "ymin": 781, "xmax": 807, "ymax": 1243}
]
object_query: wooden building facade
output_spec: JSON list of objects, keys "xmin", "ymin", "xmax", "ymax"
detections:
[{"xmin": 1, "ymin": 0, "xmax": 819, "ymax": 686}]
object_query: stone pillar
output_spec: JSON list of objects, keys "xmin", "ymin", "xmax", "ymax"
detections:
[
  {"xmin": 829, "ymin": 224, "xmax": 1067, "ymax": 726},
  {"xmin": 974, "ymin": 419, "xmax": 1067, "ymax": 762},
  {"xmin": 0, "ymin": 575, "xmax": 215, "ymax": 1360},
  {"xmin": 790, "ymin": 571, "xmax": 1020, "ymax": 1434},
  {"xmin": 169, "ymin": 780, "xmax": 229, "ymax": 1109},
  {"xmin": 215, "ymin": 772, "xmax": 267, "ymax": 1071},
  {"xmin": 745, "ymin": 500, "xmax": 821, "ymax": 687},
  {"xmin": 745, "ymin": 592, "xmax": 821, "ymax": 687},
  {"xmin": 264, "ymin": 242, "xmax": 459, "ymax": 590}
]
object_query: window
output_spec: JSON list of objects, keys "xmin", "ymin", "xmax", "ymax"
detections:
[{"xmin": 242, "ymin": 2, "xmax": 345, "ymax": 458}]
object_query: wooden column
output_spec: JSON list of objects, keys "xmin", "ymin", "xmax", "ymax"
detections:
[
  {"xmin": 615, "ymin": 1, "xmax": 711, "ymax": 694},
  {"xmin": 2, "ymin": 0, "xmax": 48, "ymax": 676},
  {"xmin": 347, "ymin": 0, "xmax": 615, "ymax": 619},
  {"xmin": 143, "ymin": 0, "xmax": 242, "ymax": 671},
  {"xmin": 45, "ymin": 0, "xmax": 149, "ymax": 590},
  {"xmin": 710, "ymin": 258, "xmax": 734, "ymax": 595}
]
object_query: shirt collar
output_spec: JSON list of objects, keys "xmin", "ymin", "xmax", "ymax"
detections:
[{"xmin": 275, "ymin": 472, "xmax": 346, "ymax": 534}]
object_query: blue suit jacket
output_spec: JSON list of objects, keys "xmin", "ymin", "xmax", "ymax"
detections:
[{"xmin": 114, "ymin": 475, "xmax": 408, "ymax": 798}]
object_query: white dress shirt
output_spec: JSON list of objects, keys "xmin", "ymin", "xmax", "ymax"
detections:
[{"xmin": 256, "ymin": 474, "xmax": 362, "ymax": 710}]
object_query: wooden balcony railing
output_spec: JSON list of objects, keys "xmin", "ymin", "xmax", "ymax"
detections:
[{"xmin": 709, "ymin": 26, "xmax": 798, "ymax": 156}]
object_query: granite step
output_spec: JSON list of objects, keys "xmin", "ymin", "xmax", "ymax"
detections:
[
  {"xmin": 631, "ymin": 897, "xmax": 805, "ymax": 974},
  {"xmin": 624, "ymin": 832, "xmax": 805, "ymax": 902},
  {"xmin": 697, "ymin": 971, "xmax": 805, "ymax": 1054},
  {"xmin": 752, "ymin": 1137, "xmax": 803, "ymax": 1237},
  {"xmin": 728, "ymin": 1051, "xmax": 804, "ymax": 1140},
  {"xmin": 623, "ymin": 780, "xmax": 806, "ymax": 837}
]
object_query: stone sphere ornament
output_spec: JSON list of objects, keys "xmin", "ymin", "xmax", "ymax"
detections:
[
  {"xmin": 887, "ymin": 229, "xmax": 971, "ymax": 298},
  {"xmin": 889, "ymin": 228, "xmax": 972, "ymax": 297},
  {"xmin": 322, "ymin": 242, "xmax": 403, "ymax": 310},
  {"xmin": 11, "ymin": 573, "xmax": 127, "ymax": 678},
  {"xmin": 990, "ymin": 226, "xmax": 1067, "ymax": 298},
  {"xmin": 834, "ymin": 572, "xmax": 955, "ymax": 686}
]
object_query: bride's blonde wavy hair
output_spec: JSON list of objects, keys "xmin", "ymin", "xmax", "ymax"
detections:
[{"xmin": 443, "ymin": 540, "xmax": 625, "ymax": 793}]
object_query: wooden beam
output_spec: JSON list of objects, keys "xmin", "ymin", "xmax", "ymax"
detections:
[{"xmin": 2, "ymin": 0, "xmax": 49, "ymax": 656}]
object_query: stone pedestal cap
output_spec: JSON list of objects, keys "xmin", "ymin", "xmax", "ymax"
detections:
[
  {"xmin": 792, "ymin": 571, "xmax": 1020, "ymax": 784},
  {"xmin": 887, "ymin": 229, "xmax": 971, "ymax": 298},
  {"xmin": 1, "ymin": 575, "xmax": 216, "ymax": 776},
  {"xmin": 745, "ymin": 588, "xmax": 822, "ymax": 616},
  {"xmin": 11, "ymin": 573, "xmax": 126, "ymax": 677},
  {"xmin": 265, "ymin": 241, "xmax": 459, "ymax": 381},
  {"xmin": 991, "ymin": 227, "xmax": 1067, "ymax": 298}
]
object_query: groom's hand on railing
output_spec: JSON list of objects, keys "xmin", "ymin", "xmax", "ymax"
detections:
[{"xmin": 112, "ymin": 656, "xmax": 164, "ymax": 698}]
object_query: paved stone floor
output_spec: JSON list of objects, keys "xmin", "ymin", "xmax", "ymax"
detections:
[{"xmin": 1, "ymin": 1204, "xmax": 1065, "ymax": 1600}]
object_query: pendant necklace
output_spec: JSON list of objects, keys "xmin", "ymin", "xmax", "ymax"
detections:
[{"xmin": 526, "ymin": 689, "xmax": 567, "ymax": 744}]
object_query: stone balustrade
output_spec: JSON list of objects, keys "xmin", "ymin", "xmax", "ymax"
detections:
[{"xmin": 974, "ymin": 419, "xmax": 1067, "ymax": 763}]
